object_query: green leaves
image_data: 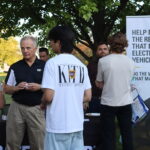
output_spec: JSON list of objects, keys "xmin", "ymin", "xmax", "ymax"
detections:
[
  {"xmin": 0, "ymin": 0, "xmax": 150, "ymax": 61},
  {"xmin": 79, "ymin": 0, "xmax": 98, "ymax": 21}
]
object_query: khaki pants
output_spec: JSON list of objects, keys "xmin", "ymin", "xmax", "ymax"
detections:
[{"xmin": 6, "ymin": 101, "xmax": 45, "ymax": 150}]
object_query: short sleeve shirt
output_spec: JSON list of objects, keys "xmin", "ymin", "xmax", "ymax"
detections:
[
  {"xmin": 42, "ymin": 54, "xmax": 91, "ymax": 133},
  {"xmin": 96, "ymin": 54, "xmax": 135, "ymax": 106},
  {"xmin": 5, "ymin": 58, "xmax": 45, "ymax": 106}
]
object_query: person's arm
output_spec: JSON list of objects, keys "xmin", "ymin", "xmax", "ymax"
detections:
[
  {"xmin": 83, "ymin": 89, "xmax": 91, "ymax": 111},
  {"xmin": 4, "ymin": 82, "xmax": 28, "ymax": 94},
  {"xmin": 83, "ymin": 66, "xmax": 92, "ymax": 109},
  {"xmin": 83, "ymin": 88, "xmax": 92, "ymax": 102},
  {"xmin": 4, "ymin": 67, "xmax": 28, "ymax": 94},
  {"xmin": 40, "ymin": 88, "xmax": 54, "ymax": 109},
  {"xmin": 95, "ymin": 59, "xmax": 104, "ymax": 88},
  {"xmin": 40, "ymin": 60, "xmax": 56, "ymax": 109}
]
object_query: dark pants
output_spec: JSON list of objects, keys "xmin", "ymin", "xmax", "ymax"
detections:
[
  {"xmin": 87, "ymin": 97, "xmax": 101, "ymax": 113},
  {"xmin": 100, "ymin": 104, "xmax": 133, "ymax": 150}
]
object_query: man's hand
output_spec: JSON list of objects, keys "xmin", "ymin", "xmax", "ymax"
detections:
[
  {"xmin": 83, "ymin": 102, "xmax": 89, "ymax": 110},
  {"xmin": 17, "ymin": 82, "xmax": 28, "ymax": 90},
  {"xmin": 40, "ymin": 88, "xmax": 54, "ymax": 109},
  {"xmin": 25, "ymin": 83, "xmax": 41, "ymax": 91},
  {"xmin": 95, "ymin": 81, "xmax": 104, "ymax": 88},
  {"xmin": 40, "ymin": 101, "xmax": 47, "ymax": 110}
]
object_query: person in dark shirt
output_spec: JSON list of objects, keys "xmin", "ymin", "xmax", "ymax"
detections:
[
  {"xmin": 39, "ymin": 47, "xmax": 49, "ymax": 62},
  {"xmin": 87, "ymin": 42, "xmax": 109, "ymax": 112},
  {"xmin": 4, "ymin": 36, "xmax": 45, "ymax": 150}
]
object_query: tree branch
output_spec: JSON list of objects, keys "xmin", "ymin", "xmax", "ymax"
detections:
[
  {"xmin": 68, "ymin": 4, "xmax": 94, "ymax": 46},
  {"xmin": 105, "ymin": 0, "xmax": 129, "ymax": 35}
]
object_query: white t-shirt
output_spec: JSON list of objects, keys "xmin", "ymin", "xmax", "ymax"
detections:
[
  {"xmin": 96, "ymin": 54, "xmax": 135, "ymax": 106},
  {"xmin": 42, "ymin": 54, "xmax": 91, "ymax": 133}
]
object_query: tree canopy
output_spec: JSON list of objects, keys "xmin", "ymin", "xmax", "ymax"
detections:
[{"xmin": 0, "ymin": 0, "xmax": 149, "ymax": 61}]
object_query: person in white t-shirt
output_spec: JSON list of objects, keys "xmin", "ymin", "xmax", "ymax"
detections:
[
  {"xmin": 41, "ymin": 25, "xmax": 92, "ymax": 150},
  {"xmin": 96, "ymin": 32, "xmax": 135, "ymax": 150}
]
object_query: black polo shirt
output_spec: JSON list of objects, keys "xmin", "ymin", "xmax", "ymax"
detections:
[{"xmin": 5, "ymin": 58, "xmax": 45, "ymax": 106}]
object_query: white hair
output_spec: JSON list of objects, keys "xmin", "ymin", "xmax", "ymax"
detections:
[{"xmin": 20, "ymin": 35, "xmax": 38, "ymax": 48}]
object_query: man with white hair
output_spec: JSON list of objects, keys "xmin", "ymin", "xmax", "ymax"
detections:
[{"xmin": 4, "ymin": 36, "xmax": 45, "ymax": 150}]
